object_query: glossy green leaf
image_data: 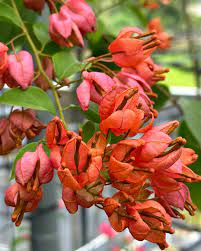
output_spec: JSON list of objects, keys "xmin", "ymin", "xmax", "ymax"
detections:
[
  {"xmin": 10, "ymin": 142, "xmax": 39, "ymax": 180},
  {"xmin": 53, "ymin": 50, "xmax": 89, "ymax": 79},
  {"xmin": 0, "ymin": 2, "xmax": 21, "ymax": 27},
  {"xmin": 0, "ymin": 87, "xmax": 56, "ymax": 115},
  {"xmin": 179, "ymin": 98, "xmax": 201, "ymax": 146},
  {"xmin": 33, "ymin": 21, "xmax": 50, "ymax": 46},
  {"xmin": 152, "ymin": 84, "xmax": 170, "ymax": 110},
  {"xmin": 179, "ymin": 120, "xmax": 201, "ymax": 209},
  {"xmin": 64, "ymin": 104, "xmax": 100, "ymax": 123},
  {"xmin": 82, "ymin": 121, "xmax": 96, "ymax": 143}
]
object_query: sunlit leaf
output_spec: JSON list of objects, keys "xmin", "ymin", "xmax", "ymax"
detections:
[{"xmin": 0, "ymin": 87, "xmax": 56, "ymax": 115}]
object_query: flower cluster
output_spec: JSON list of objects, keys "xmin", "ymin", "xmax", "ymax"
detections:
[
  {"xmin": 23, "ymin": 0, "xmax": 96, "ymax": 42},
  {"xmin": 6, "ymin": 114, "xmax": 199, "ymax": 248},
  {"xmin": 49, "ymin": 0, "xmax": 96, "ymax": 47},
  {"xmin": 3, "ymin": 1, "xmax": 201, "ymax": 250}
]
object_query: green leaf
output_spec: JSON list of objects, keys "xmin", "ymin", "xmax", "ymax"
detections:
[
  {"xmin": 179, "ymin": 120, "xmax": 201, "ymax": 209},
  {"xmin": 152, "ymin": 84, "xmax": 170, "ymax": 110},
  {"xmin": 53, "ymin": 50, "xmax": 88, "ymax": 79},
  {"xmin": 33, "ymin": 21, "xmax": 50, "ymax": 46},
  {"xmin": 110, "ymin": 132, "xmax": 124, "ymax": 144},
  {"xmin": 179, "ymin": 98, "xmax": 201, "ymax": 146},
  {"xmin": 129, "ymin": 3, "xmax": 147, "ymax": 27},
  {"xmin": 0, "ymin": 87, "xmax": 56, "ymax": 115},
  {"xmin": 0, "ymin": 2, "xmax": 21, "ymax": 27},
  {"xmin": 42, "ymin": 143, "xmax": 51, "ymax": 157},
  {"xmin": 82, "ymin": 121, "xmax": 96, "ymax": 142},
  {"xmin": 106, "ymin": 130, "xmax": 123, "ymax": 144},
  {"xmin": 10, "ymin": 142, "xmax": 39, "ymax": 180},
  {"xmin": 64, "ymin": 104, "xmax": 100, "ymax": 123},
  {"xmin": 100, "ymin": 170, "xmax": 110, "ymax": 182}
]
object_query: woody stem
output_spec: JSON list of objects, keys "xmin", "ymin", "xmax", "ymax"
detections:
[{"xmin": 11, "ymin": 0, "xmax": 67, "ymax": 128}]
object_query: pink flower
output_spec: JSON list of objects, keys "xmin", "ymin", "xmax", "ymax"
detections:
[
  {"xmin": 15, "ymin": 144, "xmax": 54, "ymax": 191},
  {"xmin": 133, "ymin": 121, "xmax": 183, "ymax": 170},
  {"xmin": 63, "ymin": 1, "xmax": 96, "ymax": 34},
  {"xmin": 49, "ymin": 8, "xmax": 84, "ymax": 48},
  {"xmin": 0, "ymin": 42, "xmax": 8, "ymax": 74},
  {"xmin": 99, "ymin": 222, "xmax": 117, "ymax": 238},
  {"xmin": 76, "ymin": 71, "xmax": 115, "ymax": 111},
  {"xmin": 114, "ymin": 71, "xmax": 155, "ymax": 115},
  {"xmin": 5, "ymin": 51, "xmax": 34, "ymax": 89},
  {"xmin": 132, "ymin": 57, "xmax": 169, "ymax": 86}
]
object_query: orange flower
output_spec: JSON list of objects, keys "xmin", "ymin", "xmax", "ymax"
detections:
[
  {"xmin": 108, "ymin": 27, "xmax": 160, "ymax": 68},
  {"xmin": 127, "ymin": 200, "xmax": 174, "ymax": 250},
  {"xmin": 59, "ymin": 132, "xmax": 106, "ymax": 190},
  {"xmin": 99, "ymin": 88, "xmax": 146, "ymax": 136},
  {"xmin": 148, "ymin": 18, "xmax": 172, "ymax": 50}
]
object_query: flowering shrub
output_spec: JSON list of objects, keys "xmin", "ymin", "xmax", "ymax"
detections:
[{"xmin": 0, "ymin": 0, "xmax": 200, "ymax": 250}]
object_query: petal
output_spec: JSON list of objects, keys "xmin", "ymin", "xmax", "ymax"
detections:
[
  {"xmin": 100, "ymin": 109, "xmax": 144, "ymax": 136},
  {"xmin": 139, "ymin": 130, "xmax": 172, "ymax": 161},
  {"xmin": 83, "ymin": 71, "xmax": 115, "ymax": 93},
  {"xmin": 50, "ymin": 13, "xmax": 72, "ymax": 39},
  {"xmin": 99, "ymin": 88, "xmax": 117, "ymax": 120},
  {"xmin": 109, "ymin": 156, "xmax": 133, "ymax": 181},
  {"xmin": 76, "ymin": 79, "xmax": 91, "ymax": 111},
  {"xmin": 128, "ymin": 210, "xmax": 150, "ymax": 241},
  {"xmin": 109, "ymin": 212, "xmax": 128, "ymax": 232},
  {"xmin": 62, "ymin": 186, "xmax": 78, "ymax": 214},
  {"xmin": 87, "ymin": 156, "xmax": 102, "ymax": 184},
  {"xmin": 8, "ymin": 51, "xmax": 34, "ymax": 89},
  {"xmin": 15, "ymin": 151, "xmax": 38, "ymax": 186},
  {"xmin": 58, "ymin": 167, "xmax": 81, "ymax": 190},
  {"xmin": 181, "ymin": 148, "xmax": 198, "ymax": 166},
  {"xmin": 37, "ymin": 144, "xmax": 54, "ymax": 184},
  {"xmin": 64, "ymin": 0, "xmax": 96, "ymax": 33},
  {"xmin": 76, "ymin": 188, "xmax": 94, "ymax": 208},
  {"xmin": 108, "ymin": 39, "xmax": 146, "ymax": 68},
  {"xmin": 50, "ymin": 146, "xmax": 62, "ymax": 170},
  {"xmin": 104, "ymin": 198, "xmax": 121, "ymax": 216},
  {"xmin": 139, "ymin": 148, "xmax": 182, "ymax": 170},
  {"xmin": 4, "ymin": 183, "xmax": 19, "ymax": 207}
]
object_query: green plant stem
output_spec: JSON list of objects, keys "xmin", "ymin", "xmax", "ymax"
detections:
[
  {"xmin": 11, "ymin": 0, "xmax": 67, "ymax": 127},
  {"xmin": 6, "ymin": 32, "xmax": 25, "ymax": 46}
]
